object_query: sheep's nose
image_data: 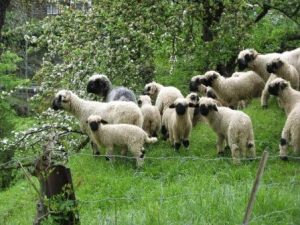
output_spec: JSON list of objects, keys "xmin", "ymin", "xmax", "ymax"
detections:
[
  {"xmin": 52, "ymin": 99, "xmax": 61, "ymax": 110},
  {"xmin": 175, "ymin": 104, "xmax": 186, "ymax": 115},
  {"xmin": 266, "ymin": 64, "xmax": 274, "ymax": 73},
  {"xmin": 89, "ymin": 121, "xmax": 99, "ymax": 131}
]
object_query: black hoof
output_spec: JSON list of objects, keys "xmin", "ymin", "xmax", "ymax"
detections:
[
  {"xmin": 218, "ymin": 151, "xmax": 225, "ymax": 156},
  {"xmin": 183, "ymin": 140, "xmax": 189, "ymax": 148},
  {"xmin": 174, "ymin": 142, "xmax": 181, "ymax": 151},
  {"xmin": 105, "ymin": 156, "xmax": 110, "ymax": 161},
  {"xmin": 280, "ymin": 156, "xmax": 288, "ymax": 161},
  {"xmin": 94, "ymin": 151, "xmax": 100, "ymax": 156}
]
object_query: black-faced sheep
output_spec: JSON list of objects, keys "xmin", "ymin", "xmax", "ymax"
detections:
[
  {"xmin": 186, "ymin": 92, "xmax": 201, "ymax": 127},
  {"xmin": 198, "ymin": 97, "xmax": 256, "ymax": 164},
  {"xmin": 87, "ymin": 74, "xmax": 137, "ymax": 103},
  {"xmin": 143, "ymin": 81, "xmax": 184, "ymax": 114},
  {"xmin": 87, "ymin": 115, "xmax": 157, "ymax": 167},
  {"xmin": 191, "ymin": 71, "xmax": 264, "ymax": 109},
  {"xmin": 162, "ymin": 98, "xmax": 198, "ymax": 151},
  {"xmin": 137, "ymin": 95, "xmax": 161, "ymax": 137}
]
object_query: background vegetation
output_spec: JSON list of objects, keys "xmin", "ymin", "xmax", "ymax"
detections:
[{"xmin": 0, "ymin": 0, "xmax": 299, "ymax": 224}]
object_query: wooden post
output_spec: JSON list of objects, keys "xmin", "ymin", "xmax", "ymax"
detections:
[{"xmin": 242, "ymin": 150, "xmax": 269, "ymax": 225}]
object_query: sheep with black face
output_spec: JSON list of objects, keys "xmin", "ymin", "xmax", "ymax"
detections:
[
  {"xmin": 237, "ymin": 48, "xmax": 300, "ymax": 107},
  {"xmin": 266, "ymin": 58, "xmax": 299, "ymax": 90},
  {"xmin": 137, "ymin": 95, "xmax": 161, "ymax": 137},
  {"xmin": 87, "ymin": 74, "xmax": 137, "ymax": 103},
  {"xmin": 87, "ymin": 115, "xmax": 157, "ymax": 167},
  {"xmin": 185, "ymin": 92, "xmax": 202, "ymax": 126},
  {"xmin": 52, "ymin": 90, "xmax": 143, "ymax": 154},
  {"xmin": 143, "ymin": 81, "xmax": 183, "ymax": 115},
  {"xmin": 162, "ymin": 98, "xmax": 197, "ymax": 150},
  {"xmin": 268, "ymin": 78, "xmax": 300, "ymax": 116},
  {"xmin": 198, "ymin": 97, "xmax": 256, "ymax": 164},
  {"xmin": 192, "ymin": 71, "xmax": 264, "ymax": 109}
]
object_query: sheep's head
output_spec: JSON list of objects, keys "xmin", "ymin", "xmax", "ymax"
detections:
[
  {"xmin": 143, "ymin": 81, "xmax": 159, "ymax": 96},
  {"xmin": 198, "ymin": 97, "xmax": 218, "ymax": 116},
  {"xmin": 268, "ymin": 78, "xmax": 289, "ymax": 96},
  {"xmin": 87, "ymin": 115, "xmax": 108, "ymax": 132},
  {"xmin": 186, "ymin": 92, "xmax": 199, "ymax": 105},
  {"xmin": 266, "ymin": 58, "xmax": 284, "ymax": 74},
  {"xmin": 137, "ymin": 95, "xmax": 152, "ymax": 107},
  {"xmin": 189, "ymin": 75, "xmax": 206, "ymax": 92},
  {"xmin": 86, "ymin": 74, "xmax": 111, "ymax": 96},
  {"xmin": 169, "ymin": 98, "xmax": 198, "ymax": 116},
  {"xmin": 202, "ymin": 71, "xmax": 220, "ymax": 87},
  {"xmin": 237, "ymin": 49, "xmax": 258, "ymax": 70},
  {"xmin": 206, "ymin": 87, "xmax": 217, "ymax": 99},
  {"xmin": 52, "ymin": 90, "xmax": 72, "ymax": 111}
]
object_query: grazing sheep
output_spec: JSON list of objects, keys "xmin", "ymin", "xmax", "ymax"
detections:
[
  {"xmin": 87, "ymin": 115, "xmax": 157, "ymax": 167},
  {"xmin": 87, "ymin": 74, "xmax": 137, "ymax": 103},
  {"xmin": 268, "ymin": 78, "xmax": 300, "ymax": 115},
  {"xmin": 163, "ymin": 98, "xmax": 198, "ymax": 150},
  {"xmin": 52, "ymin": 90, "xmax": 143, "ymax": 154},
  {"xmin": 237, "ymin": 48, "xmax": 300, "ymax": 107},
  {"xmin": 143, "ymin": 81, "xmax": 184, "ymax": 114},
  {"xmin": 266, "ymin": 58, "xmax": 299, "ymax": 90},
  {"xmin": 137, "ymin": 95, "xmax": 161, "ymax": 137},
  {"xmin": 278, "ymin": 105, "xmax": 300, "ymax": 160},
  {"xmin": 185, "ymin": 92, "xmax": 201, "ymax": 126},
  {"xmin": 191, "ymin": 71, "xmax": 264, "ymax": 108},
  {"xmin": 198, "ymin": 97, "xmax": 256, "ymax": 164}
]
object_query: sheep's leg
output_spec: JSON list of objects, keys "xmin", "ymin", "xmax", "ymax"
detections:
[
  {"xmin": 231, "ymin": 144, "xmax": 241, "ymax": 165},
  {"xmin": 91, "ymin": 141, "xmax": 100, "ymax": 155},
  {"xmin": 217, "ymin": 135, "xmax": 225, "ymax": 155},
  {"xmin": 182, "ymin": 130, "xmax": 190, "ymax": 149},
  {"xmin": 279, "ymin": 129, "xmax": 290, "ymax": 161},
  {"xmin": 121, "ymin": 146, "xmax": 128, "ymax": 156},
  {"xmin": 106, "ymin": 145, "xmax": 114, "ymax": 161},
  {"xmin": 246, "ymin": 141, "xmax": 256, "ymax": 159},
  {"xmin": 173, "ymin": 133, "xmax": 181, "ymax": 151},
  {"xmin": 260, "ymin": 86, "xmax": 270, "ymax": 108},
  {"xmin": 161, "ymin": 125, "xmax": 169, "ymax": 141},
  {"xmin": 132, "ymin": 145, "xmax": 145, "ymax": 168}
]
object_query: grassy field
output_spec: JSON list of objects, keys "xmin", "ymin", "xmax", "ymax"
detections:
[{"xmin": 1, "ymin": 61, "xmax": 300, "ymax": 224}]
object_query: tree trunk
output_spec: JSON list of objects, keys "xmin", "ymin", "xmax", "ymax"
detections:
[{"xmin": 0, "ymin": 0, "xmax": 10, "ymax": 36}]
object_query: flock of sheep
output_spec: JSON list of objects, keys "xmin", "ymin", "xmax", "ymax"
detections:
[{"xmin": 51, "ymin": 47, "xmax": 300, "ymax": 166}]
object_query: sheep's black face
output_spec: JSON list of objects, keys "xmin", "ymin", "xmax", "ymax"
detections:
[
  {"xmin": 189, "ymin": 81, "xmax": 198, "ymax": 92},
  {"xmin": 52, "ymin": 95, "xmax": 63, "ymax": 110},
  {"xmin": 137, "ymin": 99, "xmax": 142, "ymax": 107},
  {"xmin": 206, "ymin": 74, "xmax": 217, "ymax": 87},
  {"xmin": 175, "ymin": 103, "xmax": 187, "ymax": 115},
  {"xmin": 199, "ymin": 105, "xmax": 209, "ymax": 116},
  {"xmin": 268, "ymin": 83, "xmax": 280, "ymax": 96},
  {"xmin": 199, "ymin": 104, "xmax": 218, "ymax": 116},
  {"xmin": 238, "ymin": 53, "xmax": 254, "ymax": 70},
  {"xmin": 266, "ymin": 60, "xmax": 283, "ymax": 74},
  {"xmin": 143, "ymin": 86, "xmax": 152, "ymax": 95},
  {"xmin": 89, "ymin": 121, "xmax": 99, "ymax": 131},
  {"xmin": 87, "ymin": 79, "xmax": 109, "ymax": 96},
  {"xmin": 190, "ymin": 94, "xmax": 199, "ymax": 102},
  {"xmin": 206, "ymin": 89, "xmax": 217, "ymax": 99}
]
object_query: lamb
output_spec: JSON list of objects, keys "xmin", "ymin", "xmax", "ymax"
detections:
[
  {"xmin": 190, "ymin": 71, "xmax": 264, "ymax": 108},
  {"xmin": 267, "ymin": 78, "xmax": 300, "ymax": 116},
  {"xmin": 87, "ymin": 115, "xmax": 157, "ymax": 167},
  {"xmin": 87, "ymin": 74, "xmax": 137, "ymax": 103},
  {"xmin": 137, "ymin": 95, "xmax": 161, "ymax": 137},
  {"xmin": 52, "ymin": 90, "xmax": 143, "ymax": 154},
  {"xmin": 278, "ymin": 105, "xmax": 300, "ymax": 161},
  {"xmin": 143, "ymin": 81, "xmax": 184, "ymax": 114},
  {"xmin": 185, "ymin": 92, "xmax": 201, "ymax": 126},
  {"xmin": 198, "ymin": 97, "xmax": 256, "ymax": 164},
  {"xmin": 237, "ymin": 48, "xmax": 300, "ymax": 107},
  {"xmin": 266, "ymin": 58, "xmax": 299, "ymax": 90},
  {"xmin": 162, "ymin": 98, "xmax": 197, "ymax": 150}
]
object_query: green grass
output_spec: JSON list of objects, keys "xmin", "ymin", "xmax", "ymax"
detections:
[{"xmin": 0, "ymin": 97, "xmax": 299, "ymax": 225}]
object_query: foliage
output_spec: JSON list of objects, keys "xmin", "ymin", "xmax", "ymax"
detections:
[{"xmin": 0, "ymin": 50, "xmax": 21, "ymax": 74}]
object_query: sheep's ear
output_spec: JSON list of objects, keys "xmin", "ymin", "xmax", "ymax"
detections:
[
  {"xmin": 137, "ymin": 100, "xmax": 142, "ymax": 106},
  {"xmin": 100, "ymin": 119, "xmax": 108, "ymax": 124},
  {"xmin": 212, "ymin": 105, "xmax": 218, "ymax": 111},
  {"xmin": 280, "ymin": 81, "xmax": 288, "ymax": 90},
  {"xmin": 169, "ymin": 103, "xmax": 175, "ymax": 108},
  {"xmin": 277, "ymin": 60, "xmax": 283, "ymax": 68},
  {"xmin": 189, "ymin": 102, "xmax": 199, "ymax": 107}
]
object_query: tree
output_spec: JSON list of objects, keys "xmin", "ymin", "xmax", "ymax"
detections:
[{"xmin": 0, "ymin": 0, "xmax": 10, "ymax": 36}]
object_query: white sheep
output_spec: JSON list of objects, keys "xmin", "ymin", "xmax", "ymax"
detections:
[
  {"xmin": 143, "ymin": 81, "xmax": 184, "ymax": 114},
  {"xmin": 198, "ymin": 97, "xmax": 256, "ymax": 164},
  {"xmin": 52, "ymin": 90, "xmax": 143, "ymax": 154},
  {"xmin": 163, "ymin": 98, "xmax": 197, "ymax": 150},
  {"xmin": 191, "ymin": 71, "xmax": 264, "ymax": 108},
  {"xmin": 87, "ymin": 74, "xmax": 137, "ymax": 103},
  {"xmin": 278, "ymin": 105, "xmax": 300, "ymax": 160},
  {"xmin": 266, "ymin": 58, "xmax": 299, "ymax": 90},
  {"xmin": 185, "ymin": 92, "xmax": 201, "ymax": 126},
  {"xmin": 267, "ymin": 78, "xmax": 300, "ymax": 115},
  {"xmin": 87, "ymin": 115, "xmax": 157, "ymax": 167},
  {"xmin": 137, "ymin": 95, "xmax": 161, "ymax": 137},
  {"xmin": 237, "ymin": 48, "xmax": 300, "ymax": 107}
]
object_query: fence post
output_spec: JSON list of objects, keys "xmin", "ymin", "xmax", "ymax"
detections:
[
  {"xmin": 242, "ymin": 150, "xmax": 269, "ymax": 225},
  {"xmin": 33, "ymin": 134, "xmax": 80, "ymax": 225}
]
